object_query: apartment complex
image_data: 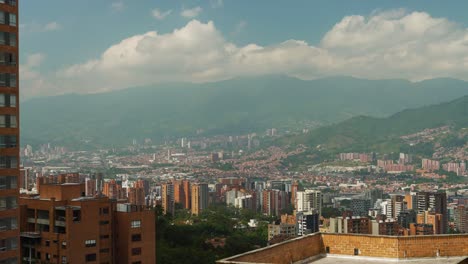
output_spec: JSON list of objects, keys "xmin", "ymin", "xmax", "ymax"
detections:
[
  {"xmin": 19, "ymin": 183, "xmax": 155, "ymax": 264},
  {"xmin": 191, "ymin": 183, "xmax": 209, "ymax": 215},
  {"xmin": 0, "ymin": 0, "xmax": 18, "ymax": 263}
]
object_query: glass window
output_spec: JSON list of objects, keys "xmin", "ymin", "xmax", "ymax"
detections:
[
  {"xmin": 131, "ymin": 248, "xmax": 141, "ymax": 256},
  {"xmin": 0, "ymin": 156, "xmax": 17, "ymax": 169},
  {"xmin": 9, "ymin": 74, "xmax": 16, "ymax": 87},
  {"xmin": 9, "ymin": 115, "xmax": 16, "ymax": 128},
  {"xmin": 8, "ymin": 33, "xmax": 15, "ymax": 47},
  {"xmin": 8, "ymin": 53, "xmax": 16, "ymax": 65},
  {"xmin": 85, "ymin": 240, "xmax": 96, "ymax": 247},
  {"xmin": 0, "ymin": 217, "xmax": 17, "ymax": 231},
  {"xmin": 8, "ymin": 14, "xmax": 15, "ymax": 26},
  {"xmin": 131, "ymin": 234, "xmax": 141, "ymax": 242},
  {"xmin": 130, "ymin": 220, "xmax": 141, "ymax": 228},
  {"xmin": 0, "ymin": 74, "xmax": 17, "ymax": 87},
  {"xmin": 0, "ymin": 115, "xmax": 17, "ymax": 128},
  {"xmin": 0, "ymin": 197, "xmax": 17, "ymax": 211},
  {"xmin": 9, "ymin": 95, "xmax": 15, "ymax": 107},
  {"xmin": 85, "ymin": 254, "xmax": 96, "ymax": 262},
  {"xmin": 0, "ymin": 176, "xmax": 17, "ymax": 189},
  {"xmin": 0, "ymin": 12, "xmax": 4, "ymax": 24},
  {"xmin": 0, "ymin": 53, "xmax": 16, "ymax": 66},
  {"xmin": 85, "ymin": 239, "xmax": 96, "ymax": 247}
]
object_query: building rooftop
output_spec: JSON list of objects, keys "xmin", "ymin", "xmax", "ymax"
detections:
[
  {"xmin": 308, "ymin": 255, "xmax": 467, "ymax": 263},
  {"xmin": 217, "ymin": 233, "xmax": 468, "ymax": 264}
]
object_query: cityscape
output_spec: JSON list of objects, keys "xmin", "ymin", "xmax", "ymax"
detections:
[{"xmin": 0, "ymin": 1, "xmax": 467, "ymax": 264}]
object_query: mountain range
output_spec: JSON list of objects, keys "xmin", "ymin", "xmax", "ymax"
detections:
[
  {"xmin": 21, "ymin": 75, "xmax": 468, "ymax": 148},
  {"xmin": 280, "ymin": 95, "xmax": 468, "ymax": 167}
]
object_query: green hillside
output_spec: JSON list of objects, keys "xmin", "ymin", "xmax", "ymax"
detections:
[
  {"xmin": 281, "ymin": 95, "xmax": 468, "ymax": 155},
  {"xmin": 21, "ymin": 76, "xmax": 468, "ymax": 148}
]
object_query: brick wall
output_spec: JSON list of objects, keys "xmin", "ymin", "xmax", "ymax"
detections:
[
  {"xmin": 225, "ymin": 233, "xmax": 322, "ymax": 264},
  {"xmin": 322, "ymin": 233, "xmax": 398, "ymax": 258},
  {"xmin": 218, "ymin": 233, "xmax": 468, "ymax": 263},
  {"xmin": 398, "ymin": 235, "xmax": 468, "ymax": 258}
]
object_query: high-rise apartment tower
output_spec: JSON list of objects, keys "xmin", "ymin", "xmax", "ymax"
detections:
[{"xmin": 0, "ymin": 0, "xmax": 19, "ymax": 263}]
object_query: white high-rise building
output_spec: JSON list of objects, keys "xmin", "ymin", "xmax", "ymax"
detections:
[{"xmin": 296, "ymin": 190, "xmax": 322, "ymax": 216}]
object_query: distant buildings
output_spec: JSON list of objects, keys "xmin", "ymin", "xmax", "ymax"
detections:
[
  {"xmin": 339, "ymin": 153, "xmax": 372, "ymax": 163},
  {"xmin": 422, "ymin": 159, "xmax": 440, "ymax": 171},
  {"xmin": 377, "ymin": 159, "xmax": 414, "ymax": 173},
  {"xmin": 443, "ymin": 161, "xmax": 466, "ymax": 176},
  {"xmin": 296, "ymin": 190, "xmax": 322, "ymax": 216},
  {"xmin": 191, "ymin": 183, "xmax": 209, "ymax": 215}
]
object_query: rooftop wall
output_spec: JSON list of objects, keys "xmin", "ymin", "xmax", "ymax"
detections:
[
  {"xmin": 217, "ymin": 233, "xmax": 468, "ymax": 264},
  {"xmin": 219, "ymin": 233, "xmax": 322, "ymax": 264}
]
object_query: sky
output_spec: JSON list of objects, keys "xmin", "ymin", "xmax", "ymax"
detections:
[{"xmin": 19, "ymin": 0, "xmax": 468, "ymax": 99}]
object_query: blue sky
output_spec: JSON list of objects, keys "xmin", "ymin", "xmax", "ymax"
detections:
[{"xmin": 19, "ymin": 1, "xmax": 468, "ymax": 98}]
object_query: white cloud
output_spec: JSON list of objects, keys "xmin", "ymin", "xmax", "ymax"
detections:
[
  {"xmin": 231, "ymin": 20, "xmax": 247, "ymax": 36},
  {"xmin": 22, "ymin": 21, "xmax": 62, "ymax": 33},
  {"xmin": 151, "ymin": 8, "xmax": 172, "ymax": 20},
  {"xmin": 21, "ymin": 10, "xmax": 468, "ymax": 98},
  {"xmin": 111, "ymin": 1, "xmax": 125, "ymax": 12},
  {"xmin": 181, "ymin": 6, "xmax": 202, "ymax": 18},
  {"xmin": 43, "ymin": 21, "xmax": 62, "ymax": 31},
  {"xmin": 211, "ymin": 0, "xmax": 223, "ymax": 8},
  {"xmin": 20, "ymin": 54, "xmax": 58, "ymax": 99}
]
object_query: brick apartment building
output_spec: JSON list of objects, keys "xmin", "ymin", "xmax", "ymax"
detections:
[
  {"xmin": 19, "ymin": 183, "xmax": 155, "ymax": 264},
  {"xmin": 0, "ymin": 0, "xmax": 19, "ymax": 263}
]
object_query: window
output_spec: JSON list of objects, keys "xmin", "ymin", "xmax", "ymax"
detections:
[
  {"xmin": 0, "ymin": 156, "xmax": 17, "ymax": 169},
  {"xmin": 0, "ymin": 176, "xmax": 17, "ymax": 189},
  {"xmin": 0, "ymin": 257, "xmax": 17, "ymax": 264},
  {"xmin": 325, "ymin": 246, "xmax": 330, "ymax": 253},
  {"xmin": 3, "ymin": 53, "xmax": 16, "ymax": 66},
  {"xmin": 45, "ymin": 240, "xmax": 50, "ymax": 247},
  {"xmin": 354, "ymin": 248, "xmax": 359, "ymax": 256},
  {"xmin": 61, "ymin": 256, "xmax": 67, "ymax": 264},
  {"xmin": 100, "ymin": 207, "xmax": 109, "ymax": 215},
  {"xmin": 130, "ymin": 220, "xmax": 141, "ymax": 228},
  {"xmin": 0, "ymin": 12, "xmax": 15, "ymax": 26},
  {"xmin": 131, "ymin": 248, "xmax": 141, "ymax": 256},
  {"xmin": 85, "ymin": 239, "xmax": 96, "ymax": 247},
  {"xmin": 0, "ymin": 1, "xmax": 15, "ymax": 6},
  {"xmin": 85, "ymin": 253, "xmax": 96, "ymax": 262},
  {"xmin": 0, "ymin": 196, "xmax": 16, "ymax": 211},
  {"xmin": 8, "ymin": 14, "xmax": 15, "ymax": 26},
  {"xmin": 100, "ymin": 235, "xmax": 109, "ymax": 239},
  {"xmin": 99, "ymin": 220, "xmax": 109, "ymax": 225},
  {"xmin": 99, "ymin": 248, "xmax": 109, "ymax": 253},
  {"xmin": 131, "ymin": 234, "xmax": 142, "ymax": 242},
  {"xmin": 0, "ymin": 94, "xmax": 16, "ymax": 107},
  {"xmin": 0, "ymin": 217, "xmax": 16, "ymax": 231},
  {"xmin": 0, "ymin": 116, "xmax": 16, "ymax": 128},
  {"xmin": 0, "ymin": 73, "xmax": 16, "ymax": 87},
  {"xmin": 0, "ymin": 135, "xmax": 17, "ymax": 148},
  {"xmin": 0, "ymin": 32, "xmax": 15, "ymax": 46},
  {"xmin": 8, "ymin": 33, "xmax": 15, "ymax": 47},
  {"xmin": 61, "ymin": 241, "xmax": 66, "ymax": 249},
  {"xmin": 9, "ymin": 74, "xmax": 15, "ymax": 87}
]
